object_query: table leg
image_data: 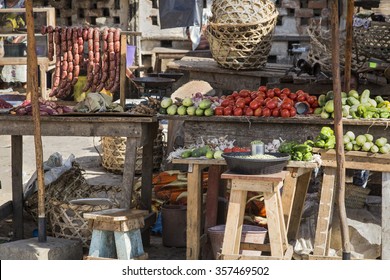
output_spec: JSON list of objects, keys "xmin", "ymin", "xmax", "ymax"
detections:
[
  {"xmin": 186, "ymin": 163, "xmax": 202, "ymax": 260},
  {"xmin": 287, "ymin": 169, "xmax": 312, "ymax": 241},
  {"xmin": 382, "ymin": 172, "xmax": 390, "ymax": 259},
  {"xmin": 121, "ymin": 137, "xmax": 138, "ymax": 209},
  {"xmin": 11, "ymin": 135, "xmax": 24, "ymax": 240},
  {"xmin": 282, "ymin": 167, "xmax": 298, "ymax": 236},
  {"xmin": 313, "ymin": 167, "xmax": 336, "ymax": 256}
]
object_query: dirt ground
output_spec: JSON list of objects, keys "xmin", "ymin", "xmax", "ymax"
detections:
[{"xmin": 0, "ymin": 135, "xmax": 186, "ymax": 260}]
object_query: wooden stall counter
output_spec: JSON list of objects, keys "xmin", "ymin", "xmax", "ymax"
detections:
[
  {"xmin": 0, "ymin": 114, "xmax": 158, "ymax": 241},
  {"xmin": 171, "ymin": 157, "xmax": 319, "ymax": 260}
]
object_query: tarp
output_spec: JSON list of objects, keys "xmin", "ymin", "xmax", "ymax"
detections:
[{"xmin": 159, "ymin": 0, "xmax": 203, "ymax": 29}]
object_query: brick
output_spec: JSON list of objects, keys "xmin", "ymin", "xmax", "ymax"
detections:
[
  {"xmin": 295, "ymin": 8, "xmax": 314, "ymax": 18},
  {"xmin": 277, "ymin": 8, "xmax": 289, "ymax": 17},
  {"xmin": 281, "ymin": 0, "xmax": 301, "ymax": 10},
  {"xmin": 308, "ymin": 0, "xmax": 328, "ymax": 9}
]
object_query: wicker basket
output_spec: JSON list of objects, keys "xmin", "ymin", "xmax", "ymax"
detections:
[
  {"xmin": 345, "ymin": 184, "xmax": 371, "ymax": 209},
  {"xmin": 205, "ymin": 0, "xmax": 278, "ymax": 70},
  {"xmin": 49, "ymin": 199, "xmax": 113, "ymax": 250},
  {"xmin": 354, "ymin": 21, "xmax": 390, "ymax": 63},
  {"xmin": 307, "ymin": 20, "xmax": 368, "ymax": 73},
  {"xmin": 101, "ymin": 129, "xmax": 165, "ymax": 174}
]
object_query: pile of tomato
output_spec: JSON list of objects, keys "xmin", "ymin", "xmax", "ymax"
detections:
[
  {"xmin": 223, "ymin": 146, "xmax": 251, "ymax": 153},
  {"xmin": 214, "ymin": 86, "xmax": 319, "ymax": 118}
]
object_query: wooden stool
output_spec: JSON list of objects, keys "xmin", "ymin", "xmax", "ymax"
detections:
[
  {"xmin": 83, "ymin": 209, "xmax": 148, "ymax": 260},
  {"xmin": 220, "ymin": 171, "xmax": 293, "ymax": 260}
]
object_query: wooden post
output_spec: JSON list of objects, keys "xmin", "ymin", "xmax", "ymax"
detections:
[
  {"xmin": 343, "ymin": 0, "xmax": 354, "ymax": 92},
  {"xmin": 25, "ymin": 0, "xmax": 46, "ymax": 242},
  {"xmin": 330, "ymin": 0, "xmax": 350, "ymax": 259}
]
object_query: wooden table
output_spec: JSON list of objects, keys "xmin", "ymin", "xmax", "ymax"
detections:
[
  {"xmin": 172, "ymin": 158, "xmax": 318, "ymax": 260},
  {"xmin": 0, "ymin": 114, "xmax": 158, "ymax": 240},
  {"xmin": 312, "ymin": 149, "xmax": 390, "ymax": 259}
]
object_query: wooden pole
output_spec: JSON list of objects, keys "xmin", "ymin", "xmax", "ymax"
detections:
[
  {"xmin": 25, "ymin": 0, "xmax": 46, "ymax": 242},
  {"xmin": 343, "ymin": 0, "xmax": 355, "ymax": 92},
  {"xmin": 331, "ymin": 0, "xmax": 350, "ymax": 259}
]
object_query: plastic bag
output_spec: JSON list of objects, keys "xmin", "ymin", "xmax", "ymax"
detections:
[
  {"xmin": 23, "ymin": 152, "xmax": 75, "ymax": 200},
  {"xmin": 159, "ymin": 0, "xmax": 203, "ymax": 29}
]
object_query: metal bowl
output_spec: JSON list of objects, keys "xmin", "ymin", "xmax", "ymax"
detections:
[{"xmin": 222, "ymin": 152, "xmax": 290, "ymax": 175}]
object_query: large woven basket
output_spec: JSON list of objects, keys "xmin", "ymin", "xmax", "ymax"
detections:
[
  {"xmin": 49, "ymin": 199, "xmax": 113, "ymax": 250},
  {"xmin": 353, "ymin": 21, "xmax": 390, "ymax": 63},
  {"xmin": 205, "ymin": 0, "xmax": 278, "ymax": 70},
  {"xmin": 101, "ymin": 129, "xmax": 165, "ymax": 174},
  {"xmin": 307, "ymin": 20, "xmax": 367, "ymax": 73}
]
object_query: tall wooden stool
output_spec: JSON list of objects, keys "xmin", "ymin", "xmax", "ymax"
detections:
[
  {"xmin": 220, "ymin": 171, "xmax": 293, "ymax": 260},
  {"xmin": 84, "ymin": 209, "xmax": 148, "ymax": 260}
]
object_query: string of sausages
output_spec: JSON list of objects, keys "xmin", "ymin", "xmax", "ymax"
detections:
[{"xmin": 41, "ymin": 26, "xmax": 122, "ymax": 99}]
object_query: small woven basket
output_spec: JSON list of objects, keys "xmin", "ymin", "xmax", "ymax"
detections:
[
  {"xmin": 354, "ymin": 21, "xmax": 390, "ymax": 63},
  {"xmin": 205, "ymin": 0, "xmax": 278, "ymax": 70},
  {"xmin": 49, "ymin": 199, "xmax": 113, "ymax": 250},
  {"xmin": 101, "ymin": 129, "xmax": 165, "ymax": 174},
  {"xmin": 345, "ymin": 184, "xmax": 371, "ymax": 209}
]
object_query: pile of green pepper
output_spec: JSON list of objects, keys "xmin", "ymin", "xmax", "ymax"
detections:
[
  {"xmin": 314, "ymin": 126, "xmax": 336, "ymax": 149},
  {"xmin": 279, "ymin": 140, "xmax": 314, "ymax": 161}
]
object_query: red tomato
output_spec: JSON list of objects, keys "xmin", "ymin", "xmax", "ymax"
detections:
[
  {"xmin": 235, "ymin": 98, "xmax": 246, "ymax": 109},
  {"xmin": 311, "ymin": 100, "xmax": 319, "ymax": 108},
  {"xmin": 258, "ymin": 85, "xmax": 267, "ymax": 92},
  {"xmin": 296, "ymin": 89, "xmax": 305, "ymax": 96},
  {"xmin": 264, "ymin": 97, "xmax": 271, "ymax": 104},
  {"xmin": 279, "ymin": 93, "xmax": 287, "ymax": 100},
  {"xmin": 290, "ymin": 107, "xmax": 297, "ymax": 117},
  {"xmin": 308, "ymin": 107, "xmax": 314, "ymax": 114},
  {"xmin": 281, "ymin": 88, "xmax": 291, "ymax": 95},
  {"xmin": 239, "ymin": 89, "xmax": 250, "ymax": 98},
  {"xmin": 244, "ymin": 96, "xmax": 252, "ymax": 105},
  {"xmin": 306, "ymin": 96, "xmax": 316, "ymax": 104},
  {"xmin": 281, "ymin": 102, "xmax": 292, "ymax": 110},
  {"xmin": 231, "ymin": 91, "xmax": 239, "ymax": 98},
  {"xmin": 249, "ymin": 100, "xmax": 260, "ymax": 110},
  {"xmin": 253, "ymin": 107, "xmax": 262, "ymax": 117},
  {"xmin": 221, "ymin": 99, "xmax": 231, "ymax": 107},
  {"xmin": 223, "ymin": 147, "xmax": 232, "ymax": 153},
  {"xmin": 226, "ymin": 95, "xmax": 235, "ymax": 100},
  {"xmin": 272, "ymin": 108, "xmax": 280, "ymax": 117},
  {"xmin": 233, "ymin": 107, "xmax": 243, "ymax": 116},
  {"xmin": 289, "ymin": 93, "xmax": 297, "ymax": 100},
  {"xmin": 297, "ymin": 94, "xmax": 306, "ymax": 102},
  {"xmin": 283, "ymin": 97, "xmax": 294, "ymax": 105},
  {"xmin": 266, "ymin": 89, "xmax": 275, "ymax": 98},
  {"xmin": 214, "ymin": 106, "xmax": 224, "ymax": 116},
  {"xmin": 232, "ymin": 146, "xmax": 242, "ymax": 153},
  {"xmin": 245, "ymin": 107, "xmax": 254, "ymax": 116},
  {"xmin": 254, "ymin": 97, "xmax": 265, "ymax": 105},
  {"xmin": 273, "ymin": 88, "xmax": 281, "ymax": 96},
  {"xmin": 223, "ymin": 106, "xmax": 233, "ymax": 116},
  {"xmin": 280, "ymin": 109, "xmax": 291, "ymax": 118},
  {"xmin": 262, "ymin": 107, "xmax": 271, "ymax": 117},
  {"xmin": 257, "ymin": 92, "xmax": 266, "ymax": 99},
  {"xmin": 250, "ymin": 91, "xmax": 258, "ymax": 100},
  {"xmin": 266, "ymin": 100, "xmax": 277, "ymax": 110}
]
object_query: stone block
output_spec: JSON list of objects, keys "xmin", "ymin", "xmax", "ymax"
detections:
[
  {"xmin": 308, "ymin": 0, "xmax": 328, "ymax": 9},
  {"xmin": 269, "ymin": 41, "xmax": 289, "ymax": 57},
  {"xmin": 281, "ymin": 0, "xmax": 301, "ymax": 9},
  {"xmin": 295, "ymin": 8, "xmax": 314, "ymax": 18},
  {"xmin": 275, "ymin": 16, "xmax": 299, "ymax": 35},
  {"xmin": 0, "ymin": 237, "xmax": 83, "ymax": 260}
]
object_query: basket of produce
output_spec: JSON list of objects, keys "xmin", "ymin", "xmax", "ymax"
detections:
[
  {"xmin": 101, "ymin": 128, "xmax": 165, "ymax": 174},
  {"xmin": 205, "ymin": 0, "xmax": 278, "ymax": 70},
  {"xmin": 222, "ymin": 152, "xmax": 290, "ymax": 175}
]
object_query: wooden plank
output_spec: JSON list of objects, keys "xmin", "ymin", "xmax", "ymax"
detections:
[
  {"xmin": 282, "ymin": 167, "xmax": 299, "ymax": 233},
  {"xmin": 89, "ymin": 218, "xmax": 145, "ymax": 232},
  {"xmin": 11, "ymin": 135, "xmax": 23, "ymax": 240},
  {"xmin": 221, "ymin": 189, "xmax": 247, "ymax": 255},
  {"xmin": 122, "ymin": 139, "xmax": 137, "ymax": 209},
  {"xmin": 313, "ymin": 167, "xmax": 336, "ymax": 256},
  {"xmin": 382, "ymin": 172, "xmax": 390, "ymax": 260},
  {"xmin": 286, "ymin": 169, "xmax": 312, "ymax": 241},
  {"xmin": 231, "ymin": 179, "xmax": 276, "ymax": 193},
  {"xmin": 262, "ymin": 191, "xmax": 285, "ymax": 258},
  {"xmin": 141, "ymin": 122, "xmax": 158, "ymax": 212},
  {"xmin": 221, "ymin": 171, "xmax": 287, "ymax": 183},
  {"xmin": 84, "ymin": 209, "xmax": 148, "ymax": 221},
  {"xmin": 186, "ymin": 164, "xmax": 203, "ymax": 260}
]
